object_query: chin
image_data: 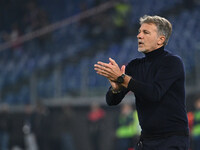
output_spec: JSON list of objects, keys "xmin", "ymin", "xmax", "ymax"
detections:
[{"xmin": 138, "ymin": 48, "xmax": 147, "ymax": 53}]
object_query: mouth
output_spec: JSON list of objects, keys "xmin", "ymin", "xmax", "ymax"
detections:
[{"xmin": 138, "ymin": 41, "xmax": 144, "ymax": 46}]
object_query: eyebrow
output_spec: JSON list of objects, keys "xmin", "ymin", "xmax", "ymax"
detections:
[{"xmin": 138, "ymin": 29, "xmax": 151, "ymax": 33}]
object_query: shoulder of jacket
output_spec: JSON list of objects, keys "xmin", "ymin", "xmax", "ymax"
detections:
[
  {"xmin": 162, "ymin": 53, "xmax": 183, "ymax": 64},
  {"xmin": 163, "ymin": 50, "xmax": 183, "ymax": 61},
  {"xmin": 128, "ymin": 57, "xmax": 144, "ymax": 65}
]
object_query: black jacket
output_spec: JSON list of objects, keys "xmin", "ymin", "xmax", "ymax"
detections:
[{"xmin": 106, "ymin": 46, "xmax": 189, "ymax": 137}]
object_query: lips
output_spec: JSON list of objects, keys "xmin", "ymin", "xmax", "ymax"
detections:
[{"xmin": 138, "ymin": 41, "xmax": 144, "ymax": 45}]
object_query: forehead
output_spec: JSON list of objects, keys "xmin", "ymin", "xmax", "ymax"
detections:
[{"xmin": 139, "ymin": 23, "xmax": 158, "ymax": 32}]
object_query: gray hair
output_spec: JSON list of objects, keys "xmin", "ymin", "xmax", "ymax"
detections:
[{"xmin": 139, "ymin": 15, "xmax": 172, "ymax": 46}]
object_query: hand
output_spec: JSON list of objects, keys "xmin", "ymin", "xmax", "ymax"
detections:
[{"xmin": 94, "ymin": 58, "xmax": 125, "ymax": 90}]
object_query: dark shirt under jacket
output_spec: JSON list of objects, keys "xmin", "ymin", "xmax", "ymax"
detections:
[{"xmin": 106, "ymin": 46, "xmax": 189, "ymax": 138}]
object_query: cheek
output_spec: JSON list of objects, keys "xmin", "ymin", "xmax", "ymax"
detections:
[{"xmin": 146, "ymin": 37, "xmax": 157, "ymax": 45}]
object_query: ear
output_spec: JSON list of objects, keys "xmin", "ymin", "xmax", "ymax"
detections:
[{"xmin": 158, "ymin": 36, "xmax": 165, "ymax": 45}]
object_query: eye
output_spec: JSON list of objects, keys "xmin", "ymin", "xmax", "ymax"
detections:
[{"xmin": 144, "ymin": 30, "xmax": 150, "ymax": 34}]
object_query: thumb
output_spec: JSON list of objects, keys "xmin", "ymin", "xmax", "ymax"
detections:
[
  {"xmin": 121, "ymin": 65, "xmax": 126, "ymax": 74},
  {"xmin": 109, "ymin": 58, "xmax": 117, "ymax": 66}
]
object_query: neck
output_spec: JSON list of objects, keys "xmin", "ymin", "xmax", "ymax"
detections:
[
  {"xmin": 144, "ymin": 46, "xmax": 165, "ymax": 59},
  {"xmin": 144, "ymin": 45, "xmax": 164, "ymax": 54}
]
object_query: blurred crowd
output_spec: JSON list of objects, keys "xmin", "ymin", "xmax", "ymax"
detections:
[
  {"xmin": 0, "ymin": 0, "xmax": 199, "ymax": 102},
  {"xmin": 0, "ymin": 102, "xmax": 140, "ymax": 150},
  {"xmin": 188, "ymin": 95, "xmax": 200, "ymax": 150},
  {"xmin": 2, "ymin": 98, "xmax": 200, "ymax": 150},
  {"xmin": 0, "ymin": 0, "xmax": 50, "ymax": 50}
]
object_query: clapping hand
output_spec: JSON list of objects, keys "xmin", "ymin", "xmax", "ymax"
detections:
[{"xmin": 94, "ymin": 58, "xmax": 125, "ymax": 90}]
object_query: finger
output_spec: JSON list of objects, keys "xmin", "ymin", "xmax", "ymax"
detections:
[
  {"xmin": 121, "ymin": 65, "xmax": 126, "ymax": 74},
  {"xmin": 94, "ymin": 64, "xmax": 111, "ymax": 72},
  {"xmin": 94, "ymin": 64, "xmax": 104, "ymax": 70},
  {"xmin": 94, "ymin": 66, "xmax": 109, "ymax": 75},
  {"xmin": 95, "ymin": 67, "xmax": 115, "ymax": 80},
  {"xmin": 97, "ymin": 61, "xmax": 111, "ymax": 68},
  {"xmin": 96, "ymin": 70, "xmax": 112, "ymax": 79},
  {"xmin": 109, "ymin": 58, "xmax": 118, "ymax": 66},
  {"xmin": 96, "ymin": 70, "xmax": 108, "ymax": 76}
]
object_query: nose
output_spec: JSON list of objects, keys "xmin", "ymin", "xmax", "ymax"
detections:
[{"xmin": 137, "ymin": 32, "xmax": 142, "ymax": 39}]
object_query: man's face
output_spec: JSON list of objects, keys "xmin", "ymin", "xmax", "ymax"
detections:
[{"xmin": 137, "ymin": 23, "xmax": 163, "ymax": 53}]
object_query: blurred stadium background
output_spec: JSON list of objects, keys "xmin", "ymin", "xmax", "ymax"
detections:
[{"xmin": 0, "ymin": 0, "xmax": 200, "ymax": 150}]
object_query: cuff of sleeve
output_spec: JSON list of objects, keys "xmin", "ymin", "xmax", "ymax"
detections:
[
  {"xmin": 127, "ymin": 78, "xmax": 136, "ymax": 92},
  {"xmin": 109, "ymin": 87, "xmax": 122, "ymax": 94}
]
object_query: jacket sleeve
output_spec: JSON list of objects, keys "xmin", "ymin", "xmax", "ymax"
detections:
[
  {"xmin": 106, "ymin": 65, "xmax": 131, "ymax": 106},
  {"xmin": 106, "ymin": 87, "xmax": 129, "ymax": 106},
  {"xmin": 127, "ymin": 56, "xmax": 185, "ymax": 102}
]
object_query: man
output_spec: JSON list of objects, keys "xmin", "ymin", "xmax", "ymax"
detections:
[{"xmin": 94, "ymin": 15, "xmax": 189, "ymax": 150}]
